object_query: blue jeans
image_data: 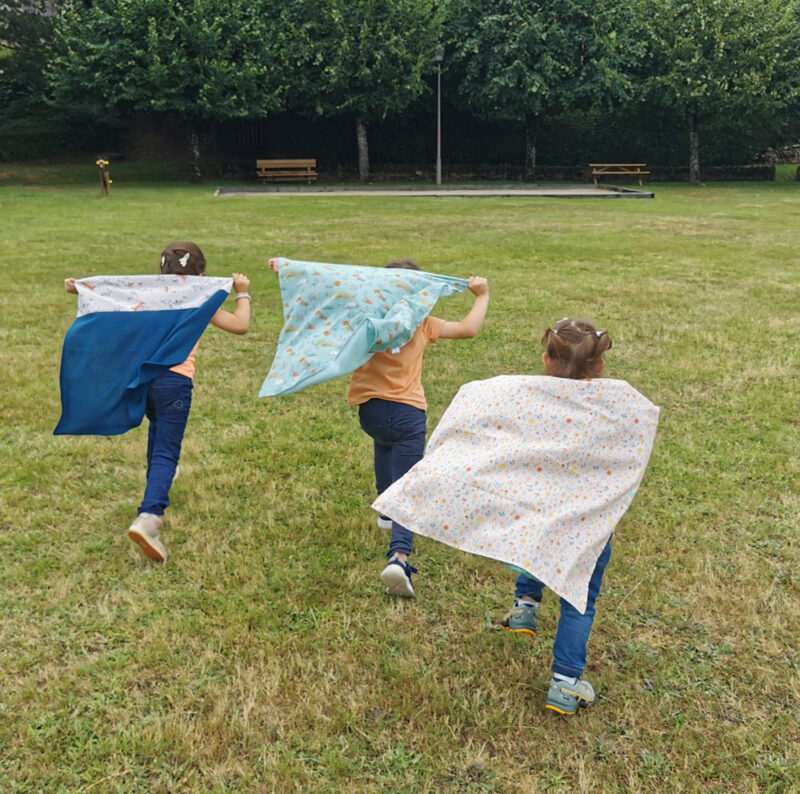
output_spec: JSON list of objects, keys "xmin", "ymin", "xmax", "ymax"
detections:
[
  {"xmin": 138, "ymin": 371, "xmax": 193, "ymax": 516},
  {"xmin": 515, "ymin": 539, "xmax": 612, "ymax": 679},
  {"xmin": 358, "ymin": 398, "xmax": 426, "ymax": 557}
]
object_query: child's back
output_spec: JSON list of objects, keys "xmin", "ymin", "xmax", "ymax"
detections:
[
  {"xmin": 374, "ymin": 317, "xmax": 659, "ymax": 714},
  {"xmin": 349, "ymin": 259, "xmax": 489, "ymax": 597},
  {"xmin": 62, "ymin": 241, "xmax": 252, "ymax": 562}
]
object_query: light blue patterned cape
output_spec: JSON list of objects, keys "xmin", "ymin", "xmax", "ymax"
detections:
[{"xmin": 259, "ymin": 258, "xmax": 468, "ymax": 397}]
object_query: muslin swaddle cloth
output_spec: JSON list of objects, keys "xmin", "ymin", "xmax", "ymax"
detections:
[
  {"xmin": 374, "ymin": 375, "xmax": 659, "ymax": 613},
  {"xmin": 259, "ymin": 258, "xmax": 468, "ymax": 397}
]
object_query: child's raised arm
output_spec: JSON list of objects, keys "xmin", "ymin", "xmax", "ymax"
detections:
[
  {"xmin": 64, "ymin": 278, "xmax": 78, "ymax": 294},
  {"xmin": 209, "ymin": 272, "xmax": 251, "ymax": 335},
  {"xmin": 439, "ymin": 277, "xmax": 489, "ymax": 339}
]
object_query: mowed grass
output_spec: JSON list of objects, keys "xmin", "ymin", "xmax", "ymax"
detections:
[{"xmin": 1, "ymin": 168, "xmax": 799, "ymax": 793}]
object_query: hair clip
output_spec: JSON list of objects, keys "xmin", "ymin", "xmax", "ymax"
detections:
[
  {"xmin": 179, "ymin": 253, "xmax": 190, "ymax": 268},
  {"xmin": 551, "ymin": 327, "xmax": 558, "ymax": 335},
  {"xmin": 160, "ymin": 255, "xmax": 166, "ymax": 267},
  {"xmin": 596, "ymin": 330, "xmax": 606, "ymax": 338}
]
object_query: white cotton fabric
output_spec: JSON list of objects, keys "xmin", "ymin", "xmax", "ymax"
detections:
[
  {"xmin": 74, "ymin": 275, "xmax": 232, "ymax": 317},
  {"xmin": 374, "ymin": 376, "xmax": 659, "ymax": 613}
]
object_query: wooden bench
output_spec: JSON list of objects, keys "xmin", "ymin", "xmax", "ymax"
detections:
[
  {"xmin": 589, "ymin": 163, "xmax": 650, "ymax": 186},
  {"xmin": 256, "ymin": 159, "xmax": 318, "ymax": 184}
]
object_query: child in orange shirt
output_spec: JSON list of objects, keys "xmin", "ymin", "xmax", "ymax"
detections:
[
  {"xmin": 349, "ymin": 260, "xmax": 488, "ymax": 597},
  {"xmin": 268, "ymin": 256, "xmax": 488, "ymax": 596}
]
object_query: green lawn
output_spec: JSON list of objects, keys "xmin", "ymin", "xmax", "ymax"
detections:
[{"xmin": 1, "ymin": 169, "xmax": 798, "ymax": 792}]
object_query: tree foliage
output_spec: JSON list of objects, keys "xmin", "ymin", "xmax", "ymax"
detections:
[
  {"xmin": 48, "ymin": 0, "xmax": 285, "ymax": 176},
  {"xmin": 0, "ymin": 0, "xmax": 55, "ymax": 97},
  {"xmin": 643, "ymin": 0, "xmax": 800, "ymax": 182},
  {"xmin": 273, "ymin": 0, "xmax": 442, "ymax": 180},
  {"xmin": 3, "ymin": 0, "xmax": 796, "ymax": 179},
  {"xmin": 446, "ymin": 0, "xmax": 643, "ymax": 177},
  {"xmin": 51, "ymin": 0, "xmax": 283, "ymax": 119},
  {"xmin": 0, "ymin": 1, "xmax": 103, "ymax": 159}
]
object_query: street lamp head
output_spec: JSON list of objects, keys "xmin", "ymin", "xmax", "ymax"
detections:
[{"xmin": 434, "ymin": 45, "xmax": 445, "ymax": 63}]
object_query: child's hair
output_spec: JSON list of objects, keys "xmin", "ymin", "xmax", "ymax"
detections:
[
  {"xmin": 160, "ymin": 242, "xmax": 206, "ymax": 276},
  {"xmin": 385, "ymin": 259, "xmax": 421, "ymax": 271},
  {"xmin": 542, "ymin": 317, "xmax": 612, "ymax": 380}
]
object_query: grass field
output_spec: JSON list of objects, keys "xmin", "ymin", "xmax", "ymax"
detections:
[{"xmin": 1, "ymin": 166, "xmax": 799, "ymax": 792}]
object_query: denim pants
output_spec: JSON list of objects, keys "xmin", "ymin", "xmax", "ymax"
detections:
[
  {"xmin": 138, "ymin": 371, "xmax": 193, "ymax": 516},
  {"xmin": 515, "ymin": 538, "xmax": 612, "ymax": 679},
  {"xmin": 358, "ymin": 398, "xmax": 426, "ymax": 557}
]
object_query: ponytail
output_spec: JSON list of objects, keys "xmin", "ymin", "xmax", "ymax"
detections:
[{"xmin": 542, "ymin": 318, "xmax": 612, "ymax": 379}]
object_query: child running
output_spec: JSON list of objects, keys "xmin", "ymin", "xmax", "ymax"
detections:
[
  {"xmin": 65, "ymin": 241, "xmax": 251, "ymax": 562},
  {"xmin": 267, "ymin": 257, "xmax": 489, "ymax": 597},
  {"xmin": 348, "ymin": 260, "xmax": 488, "ymax": 597},
  {"xmin": 499, "ymin": 317, "xmax": 614, "ymax": 715}
]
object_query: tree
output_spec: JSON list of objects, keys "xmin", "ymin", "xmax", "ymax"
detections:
[
  {"xmin": 48, "ymin": 0, "xmax": 284, "ymax": 179},
  {"xmin": 0, "ymin": 1, "xmax": 54, "ymax": 156},
  {"xmin": 644, "ymin": 0, "xmax": 800, "ymax": 184},
  {"xmin": 0, "ymin": 1, "xmax": 109, "ymax": 159},
  {"xmin": 446, "ymin": 0, "xmax": 641, "ymax": 181},
  {"xmin": 276, "ymin": 0, "xmax": 442, "ymax": 182},
  {"xmin": 0, "ymin": 0, "xmax": 54, "ymax": 97}
]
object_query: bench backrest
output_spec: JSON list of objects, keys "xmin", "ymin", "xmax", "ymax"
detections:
[{"xmin": 257, "ymin": 159, "xmax": 316, "ymax": 169}]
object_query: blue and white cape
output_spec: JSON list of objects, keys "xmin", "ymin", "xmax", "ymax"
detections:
[{"xmin": 55, "ymin": 275, "xmax": 232, "ymax": 435}]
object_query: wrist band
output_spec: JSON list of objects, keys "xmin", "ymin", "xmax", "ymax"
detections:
[{"xmin": 234, "ymin": 293, "xmax": 251, "ymax": 301}]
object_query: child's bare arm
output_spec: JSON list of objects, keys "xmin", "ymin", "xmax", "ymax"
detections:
[
  {"xmin": 64, "ymin": 278, "xmax": 78, "ymax": 294},
  {"xmin": 440, "ymin": 277, "xmax": 489, "ymax": 339},
  {"xmin": 209, "ymin": 273, "xmax": 251, "ymax": 335},
  {"xmin": 269, "ymin": 257, "xmax": 280, "ymax": 275}
]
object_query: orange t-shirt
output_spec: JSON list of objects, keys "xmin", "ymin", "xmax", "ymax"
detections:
[
  {"xmin": 169, "ymin": 342, "xmax": 198, "ymax": 380},
  {"xmin": 348, "ymin": 316, "xmax": 445, "ymax": 411}
]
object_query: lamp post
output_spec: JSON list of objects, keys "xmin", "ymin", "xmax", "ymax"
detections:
[{"xmin": 435, "ymin": 45, "xmax": 444, "ymax": 186}]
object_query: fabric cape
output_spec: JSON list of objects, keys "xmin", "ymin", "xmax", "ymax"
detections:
[
  {"xmin": 259, "ymin": 258, "xmax": 468, "ymax": 397},
  {"xmin": 55, "ymin": 274, "xmax": 232, "ymax": 436},
  {"xmin": 374, "ymin": 375, "xmax": 659, "ymax": 613}
]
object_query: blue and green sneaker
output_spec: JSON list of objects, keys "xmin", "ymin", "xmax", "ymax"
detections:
[
  {"xmin": 545, "ymin": 678, "xmax": 596, "ymax": 715},
  {"xmin": 499, "ymin": 600, "xmax": 539, "ymax": 636}
]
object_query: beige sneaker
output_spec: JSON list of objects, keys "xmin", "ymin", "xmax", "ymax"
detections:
[{"xmin": 127, "ymin": 512, "xmax": 167, "ymax": 562}]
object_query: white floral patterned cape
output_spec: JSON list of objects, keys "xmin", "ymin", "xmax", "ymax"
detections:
[{"xmin": 373, "ymin": 375, "xmax": 659, "ymax": 613}]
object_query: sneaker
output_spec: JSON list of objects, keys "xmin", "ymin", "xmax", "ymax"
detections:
[
  {"xmin": 499, "ymin": 600, "xmax": 539, "ymax": 636},
  {"xmin": 380, "ymin": 556, "xmax": 418, "ymax": 597},
  {"xmin": 127, "ymin": 512, "xmax": 167, "ymax": 562},
  {"xmin": 545, "ymin": 677, "xmax": 596, "ymax": 715},
  {"xmin": 376, "ymin": 515, "xmax": 393, "ymax": 530}
]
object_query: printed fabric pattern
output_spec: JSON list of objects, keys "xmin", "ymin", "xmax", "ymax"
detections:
[
  {"xmin": 259, "ymin": 258, "xmax": 468, "ymax": 397},
  {"xmin": 74, "ymin": 275, "xmax": 233, "ymax": 316},
  {"xmin": 373, "ymin": 376, "xmax": 660, "ymax": 613}
]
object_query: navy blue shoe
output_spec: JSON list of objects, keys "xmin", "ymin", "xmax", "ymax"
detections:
[{"xmin": 380, "ymin": 557, "xmax": 418, "ymax": 597}]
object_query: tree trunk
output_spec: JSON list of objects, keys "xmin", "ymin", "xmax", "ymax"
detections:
[
  {"xmin": 188, "ymin": 127, "xmax": 202, "ymax": 183},
  {"xmin": 688, "ymin": 113, "xmax": 700, "ymax": 186},
  {"xmin": 524, "ymin": 115, "xmax": 537, "ymax": 183},
  {"xmin": 355, "ymin": 115, "xmax": 369, "ymax": 183}
]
